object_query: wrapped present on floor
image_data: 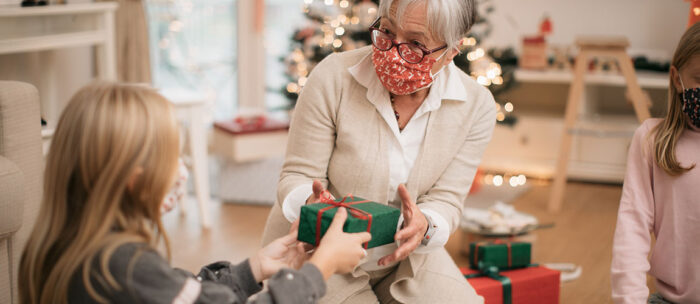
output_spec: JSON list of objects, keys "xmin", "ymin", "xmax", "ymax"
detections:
[
  {"xmin": 469, "ymin": 241, "xmax": 532, "ymax": 270},
  {"xmin": 297, "ymin": 191, "xmax": 400, "ymax": 249},
  {"xmin": 459, "ymin": 232, "xmax": 537, "ymax": 257},
  {"xmin": 461, "ymin": 266, "xmax": 560, "ymax": 304}
]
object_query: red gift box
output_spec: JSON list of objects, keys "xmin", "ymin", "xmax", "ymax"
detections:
[
  {"xmin": 461, "ymin": 266, "xmax": 560, "ymax": 304},
  {"xmin": 214, "ymin": 116, "xmax": 289, "ymax": 135}
]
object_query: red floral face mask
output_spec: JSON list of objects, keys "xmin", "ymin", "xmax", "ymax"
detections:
[{"xmin": 371, "ymin": 46, "xmax": 446, "ymax": 96}]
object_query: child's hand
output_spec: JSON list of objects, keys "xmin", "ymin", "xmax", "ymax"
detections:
[
  {"xmin": 250, "ymin": 220, "xmax": 310, "ymax": 282},
  {"xmin": 309, "ymin": 207, "xmax": 372, "ymax": 279}
]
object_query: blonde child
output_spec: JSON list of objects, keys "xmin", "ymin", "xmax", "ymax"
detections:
[
  {"xmin": 18, "ymin": 82, "xmax": 370, "ymax": 304},
  {"xmin": 611, "ymin": 22, "xmax": 700, "ymax": 304}
]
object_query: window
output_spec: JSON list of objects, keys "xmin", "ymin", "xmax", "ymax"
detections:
[
  {"xmin": 265, "ymin": 0, "xmax": 306, "ymax": 112},
  {"xmin": 147, "ymin": 0, "xmax": 238, "ymax": 120}
]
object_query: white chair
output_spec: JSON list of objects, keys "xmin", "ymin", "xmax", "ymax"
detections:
[{"xmin": 159, "ymin": 88, "xmax": 212, "ymax": 228}]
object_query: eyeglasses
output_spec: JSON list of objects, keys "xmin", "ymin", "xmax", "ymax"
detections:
[{"xmin": 368, "ymin": 17, "xmax": 447, "ymax": 64}]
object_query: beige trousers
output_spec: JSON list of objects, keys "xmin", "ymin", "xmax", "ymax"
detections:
[{"xmin": 319, "ymin": 248, "xmax": 484, "ymax": 304}]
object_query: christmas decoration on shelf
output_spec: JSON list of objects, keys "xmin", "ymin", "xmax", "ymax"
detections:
[
  {"xmin": 539, "ymin": 14, "xmax": 552, "ymax": 36},
  {"xmin": 518, "ymin": 14, "xmax": 551, "ymax": 71},
  {"xmin": 549, "ymin": 45, "xmax": 572, "ymax": 70},
  {"xmin": 20, "ymin": 0, "xmax": 47, "ymax": 7},
  {"xmin": 632, "ymin": 56, "xmax": 670, "ymax": 73},
  {"xmin": 280, "ymin": 0, "xmax": 517, "ymax": 108},
  {"xmin": 519, "ymin": 35, "xmax": 547, "ymax": 70}
]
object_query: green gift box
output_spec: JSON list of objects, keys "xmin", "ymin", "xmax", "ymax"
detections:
[
  {"xmin": 469, "ymin": 242, "xmax": 532, "ymax": 270},
  {"xmin": 297, "ymin": 196, "xmax": 400, "ymax": 249}
]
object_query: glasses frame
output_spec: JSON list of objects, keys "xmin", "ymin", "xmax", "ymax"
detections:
[{"xmin": 368, "ymin": 17, "xmax": 448, "ymax": 64}]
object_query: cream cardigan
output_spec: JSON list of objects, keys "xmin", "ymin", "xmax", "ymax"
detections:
[{"xmin": 261, "ymin": 46, "xmax": 496, "ymax": 302}]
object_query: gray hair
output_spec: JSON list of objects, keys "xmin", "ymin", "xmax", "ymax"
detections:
[{"xmin": 377, "ymin": 0, "xmax": 476, "ymax": 52}]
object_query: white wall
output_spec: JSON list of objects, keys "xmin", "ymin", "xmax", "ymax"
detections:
[
  {"xmin": 0, "ymin": 0, "xmax": 690, "ymax": 120},
  {"xmin": 482, "ymin": 0, "xmax": 690, "ymax": 60}
]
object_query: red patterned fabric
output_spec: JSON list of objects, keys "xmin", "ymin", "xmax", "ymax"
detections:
[{"xmin": 371, "ymin": 46, "xmax": 438, "ymax": 96}]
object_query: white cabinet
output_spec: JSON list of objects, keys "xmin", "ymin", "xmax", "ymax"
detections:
[
  {"xmin": 480, "ymin": 69, "xmax": 668, "ymax": 183},
  {"xmin": 0, "ymin": 2, "xmax": 118, "ymax": 154}
]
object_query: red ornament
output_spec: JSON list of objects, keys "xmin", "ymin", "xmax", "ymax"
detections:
[
  {"xmin": 689, "ymin": 0, "xmax": 700, "ymax": 28},
  {"xmin": 539, "ymin": 15, "xmax": 552, "ymax": 36}
]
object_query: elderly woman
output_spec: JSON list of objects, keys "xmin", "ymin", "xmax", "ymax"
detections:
[{"xmin": 262, "ymin": 0, "xmax": 495, "ymax": 302}]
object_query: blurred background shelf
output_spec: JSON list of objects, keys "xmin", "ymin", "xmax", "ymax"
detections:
[
  {"xmin": 514, "ymin": 68, "xmax": 668, "ymax": 89},
  {"xmin": 481, "ymin": 111, "xmax": 644, "ymax": 183},
  {"xmin": 0, "ymin": 2, "xmax": 118, "ymax": 156},
  {"xmin": 0, "ymin": 2, "xmax": 117, "ymax": 17},
  {"xmin": 0, "ymin": 31, "xmax": 106, "ymax": 54}
]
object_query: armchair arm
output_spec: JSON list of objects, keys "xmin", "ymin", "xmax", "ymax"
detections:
[{"xmin": 0, "ymin": 155, "xmax": 24, "ymax": 238}]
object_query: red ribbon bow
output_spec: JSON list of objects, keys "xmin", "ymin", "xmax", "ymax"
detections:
[{"xmin": 315, "ymin": 190, "xmax": 373, "ymax": 249}]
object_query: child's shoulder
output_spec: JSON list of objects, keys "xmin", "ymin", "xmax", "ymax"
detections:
[
  {"xmin": 630, "ymin": 118, "xmax": 664, "ymax": 161},
  {"xmin": 108, "ymin": 242, "xmax": 163, "ymax": 272},
  {"xmin": 634, "ymin": 118, "xmax": 663, "ymax": 140},
  {"xmin": 70, "ymin": 243, "xmax": 166, "ymax": 302},
  {"xmin": 639, "ymin": 118, "xmax": 663, "ymax": 134}
]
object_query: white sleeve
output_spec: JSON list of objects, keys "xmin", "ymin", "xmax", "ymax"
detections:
[
  {"xmin": 281, "ymin": 183, "xmax": 314, "ymax": 223},
  {"xmin": 395, "ymin": 207, "xmax": 450, "ymax": 253}
]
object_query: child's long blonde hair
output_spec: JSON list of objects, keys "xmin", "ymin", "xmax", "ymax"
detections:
[
  {"xmin": 652, "ymin": 22, "xmax": 700, "ymax": 175},
  {"xmin": 19, "ymin": 82, "xmax": 180, "ymax": 304}
]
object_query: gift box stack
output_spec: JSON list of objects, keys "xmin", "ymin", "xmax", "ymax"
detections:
[
  {"xmin": 461, "ymin": 241, "xmax": 560, "ymax": 304},
  {"xmin": 297, "ymin": 192, "xmax": 400, "ymax": 249}
]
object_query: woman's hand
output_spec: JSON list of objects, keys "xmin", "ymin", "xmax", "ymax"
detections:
[
  {"xmin": 250, "ymin": 220, "xmax": 310, "ymax": 282},
  {"xmin": 305, "ymin": 180, "xmax": 335, "ymax": 205},
  {"xmin": 309, "ymin": 207, "xmax": 372, "ymax": 279},
  {"xmin": 377, "ymin": 184, "xmax": 428, "ymax": 266}
]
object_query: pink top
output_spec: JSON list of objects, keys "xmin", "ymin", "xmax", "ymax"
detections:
[{"xmin": 611, "ymin": 118, "xmax": 700, "ymax": 304}]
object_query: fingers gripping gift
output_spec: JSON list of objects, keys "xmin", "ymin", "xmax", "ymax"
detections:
[{"xmin": 298, "ymin": 191, "xmax": 400, "ymax": 249}]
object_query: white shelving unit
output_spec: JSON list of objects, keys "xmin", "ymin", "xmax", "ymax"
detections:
[
  {"xmin": 0, "ymin": 2, "xmax": 118, "ymax": 154},
  {"xmin": 0, "ymin": 30, "xmax": 106, "ymax": 54},
  {"xmin": 480, "ymin": 68, "xmax": 669, "ymax": 183},
  {"xmin": 513, "ymin": 69, "xmax": 668, "ymax": 89}
]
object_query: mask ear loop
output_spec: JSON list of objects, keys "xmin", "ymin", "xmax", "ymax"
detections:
[
  {"xmin": 430, "ymin": 42, "xmax": 464, "ymax": 78},
  {"xmin": 430, "ymin": 48, "xmax": 453, "ymax": 78},
  {"xmin": 678, "ymin": 68, "xmax": 690, "ymax": 109},
  {"xmin": 679, "ymin": 68, "xmax": 687, "ymax": 91}
]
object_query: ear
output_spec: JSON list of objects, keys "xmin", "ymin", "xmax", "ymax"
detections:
[
  {"xmin": 670, "ymin": 65, "xmax": 683, "ymax": 92},
  {"xmin": 127, "ymin": 167, "xmax": 144, "ymax": 192},
  {"xmin": 444, "ymin": 47, "xmax": 460, "ymax": 65}
]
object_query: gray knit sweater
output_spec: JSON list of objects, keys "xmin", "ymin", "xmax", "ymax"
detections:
[{"xmin": 67, "ymin": 243, "xmax": 326, "ymax": 303}]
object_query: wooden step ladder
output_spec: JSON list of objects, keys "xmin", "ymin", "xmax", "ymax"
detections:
[{"xmin": 548, "ymin": 36, "xmax": 652, "ymax": 212}]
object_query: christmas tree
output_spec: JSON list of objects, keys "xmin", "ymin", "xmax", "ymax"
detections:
[{"xmin": 280, "ymin": 0, "xmax": 517, "ymax": 110}]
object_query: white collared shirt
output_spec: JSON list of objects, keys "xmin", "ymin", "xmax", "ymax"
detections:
[{"xmin": 281, "ymin": 51, "xmax": 469, "ymax": 270}]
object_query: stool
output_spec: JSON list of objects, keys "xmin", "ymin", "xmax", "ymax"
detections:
[
  {"xmin": 160, "ymin": 88, "xmax": 212, "ymax": 228},
  {"xmin": 548, "ymin": 36, "xmax": 652, "ymax": 213}
]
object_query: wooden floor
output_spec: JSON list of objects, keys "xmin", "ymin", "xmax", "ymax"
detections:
[{"xmin": 163, "ymin": 181, "xmax": 644, "ymax": 304}]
